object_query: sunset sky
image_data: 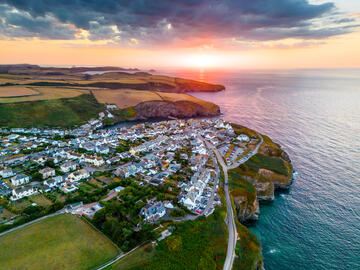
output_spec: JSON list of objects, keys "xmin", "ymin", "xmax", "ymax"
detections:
[{"xmin": 1, "ymin": 0, "xmax": 360, "ymax": 69}]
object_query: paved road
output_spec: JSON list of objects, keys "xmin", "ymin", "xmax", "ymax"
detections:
[
  {"xmin": 204, "ymin": 134, "xmax": 263, "ymax": 270},
  {"xmin": 206, "ymin": 141, "xmax": 237, "ymax": 270},
  {"xmin": 228, "ymin": 134, "xmax": 263, "ymax": 169}
]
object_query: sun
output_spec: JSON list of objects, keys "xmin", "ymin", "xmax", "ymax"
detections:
[
  {"xmin": 181, "ymin": 53, "xmax": 221, "ymax": 68},
  {"xmin": 193, "ymin": 54, "xmax": 216, "ymax": 68}
]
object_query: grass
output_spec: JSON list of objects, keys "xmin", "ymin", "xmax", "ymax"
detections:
[
  {"xmin": 79, "ymin": 183, "xmax": 96, "ymax": 192},
  {"xmin": 243, "ymin": 153, "xmax": 288, "ymax": 176},
  {"xmin": 0, "ymin": 93, "xmax": 104, "ymax": 128},
  {"xmin": 92, "ymin": 89, "xmax": 219, "ymax": 116},
  {"xmin": 0, "ymin": 86, "xmax": 39, "ymax": 98},
  {"xmin": 109, "ymin": 191, "xmax": 228, "ymax": 270},
  {"xmin": 93, "ymin": 89, "xmax": 162, "ymax": 109},
  {"xmin": 12, "ymin": 199, "xmax": 32, "ymax": 211},
  {"xmin": 111, "ymin": 107, "xmax": 138, "ymax": 121},
  {"xmin": 29, "ymin": 194, "xmax": 53, "ymax": 206},
  {"xmin": 231, "ymin": 123, "xmax": 259, "ymax": 139},
  {"xmin": 156, "ymin": 92, "xmax": 219, "ymax": 113},
  {"xmin": 105, "ymin": 243, "xmax": 155, "ymax": 270},
  {"xmin": 0, "ymin": 87, "xmax": 83, "ymax": 103},
  {"xmin": 0, "ymin": 208, "xmax": 16, "ymax": 222},
  {"xmin": 0, "ymin": 214, "xmax": 119, "ymax": 270},
  {"xmin": 56, "ymin": 193, "xmax": 66, "ymax": 202},
  {"xmin": 228, "ymin": 169, "xmax": 263, "ymax": 270},
  {"xmin": 228, "ymin": 167, "xmax": 257, "ymax": 207},
  {"xmin": 89, "ymin": 178, "xmax": 105, "ymax": 187},
  {"xmin": 233, "ymin": 223, "xmax": 263, "ymax": 270}
]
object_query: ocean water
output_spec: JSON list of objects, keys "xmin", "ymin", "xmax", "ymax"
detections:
[{"xmin": 166, "ymin": 69, "xmax": 360, "ymax": 270}]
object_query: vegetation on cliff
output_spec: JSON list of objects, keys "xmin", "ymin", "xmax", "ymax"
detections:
[
  {"xmin": 233, "ymin": 223, "xmax": 263, "ymax": 270},
  {"xmin": 227, "ymin": 123, "xmax": 293, "ymax": 269}
]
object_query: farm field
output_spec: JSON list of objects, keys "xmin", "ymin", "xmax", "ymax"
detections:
[
  {"xmin": 93, "ymin": 89, "xmax": 219, "ymax": 113},
  {"xmin": 0, "ymin": 87, "xmax": 83, "ymax": 103},
  {"xmin": 93, "ymin": 89, "xmax": 162, "ymax": 109},
  {"xmin": 0, "ymin": 214, "xmax": 119, "ymax": 270},
  {"xmin": 0, "ymin": 93, "xmax": 104, "ymax": 127},
  {"xmin": 0, "ymin": 86, "xmax": 39, "ymax": 97}
]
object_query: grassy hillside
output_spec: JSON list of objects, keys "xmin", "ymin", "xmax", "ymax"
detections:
[
  {"xmin": 0, "ymin": 93, "xmax": 104, "ymax": 128},
  {"xmin": 233, "ymin": 223, "xmax": 263, "ymax": 270},
  {"xmin": 0, "ymin": 214, "xmax": 119, "ymax": 270},
  {"xmin": 243, "ymin": 153, "xmax": 289, "ymax": 176},
  {"xmin": 0, "ymin": 86, "xmax": 83, "ymax": 103}
]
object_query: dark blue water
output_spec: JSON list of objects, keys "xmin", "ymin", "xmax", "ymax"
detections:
[{"xmin": 165, "ymin": 69, "xmax": 360, "ymax": 270}]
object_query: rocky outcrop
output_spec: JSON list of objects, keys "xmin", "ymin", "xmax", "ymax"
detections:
[
  {"xmin": 244, "ymin": 175, "xmax": 275, "ymax": 201},
  {"xmin": 281, "ymin": 151, "xmax": 291, "ymax": 163},
  {"xmin": 133, "ymin": 100, "xmax": 220, "ymax": 120},
  {"xmin": 233, "ymin": 194, "xmax": 260, "ymax": 223}
]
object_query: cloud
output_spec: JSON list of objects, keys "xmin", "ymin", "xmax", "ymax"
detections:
[
  {"xmin": 0, "ymin": 0, "xmax": 359, "ymax": 47},
  {"xmin": 0, "ymin": 4, "xmax": 78, "ymax": 40}
]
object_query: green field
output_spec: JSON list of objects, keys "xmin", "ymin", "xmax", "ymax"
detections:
[
  {"xmin": 228, "ymin": 166, "xmax": 257, "ymax": 205},
  {"xmin": 243, "ymin": 153, "xmax": 289, "ymax": 176},
  {"xmin": 108, "ymin": 199, "xmax": 228, "ymax": 270},
  {"xmin": 0, "ymin": 93, "xmax": 104, "ymax": 128},
  {"xmin": 0, "ymin": 214, "xmax": 119, "ymax": 270}
]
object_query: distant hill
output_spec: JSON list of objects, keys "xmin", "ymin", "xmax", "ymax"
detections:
[{"xmin": 0, "ymin": 65, "xmax": 225, "ymax": 127}]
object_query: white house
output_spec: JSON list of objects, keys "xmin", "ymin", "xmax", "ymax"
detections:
[
  {"xmin": 60, "ymin": 161, "xmax": 77, "ymax": 173},
  {"xmin": 11, "ymin": 174, "xmax": 30, "ymax": 186},
  {"xmin": 237, "ymin": 134, "xmax": 250, "ymax": 142},
  {"xmin": 0, "ymin": 167, "xmax": 14, "ymax": 178},
  {"xmin": 39, "ymin": 167, "xmax": 56, "ymax": 179},
  {"xmin": 83, "ymin": 155, "xmax": 105, "ymax": 167},
  {"xmin": 140, "ymin": 201, "xmax": 166, "ymax": 222},
  {"xmin": 68, "ymin": 169, "xmax": 90, "ymax": 182},
  {"xmin": 67, "ymin": 152, "xmax": 83, "ymax": 160},
  {"xmin": 96, "ymin": 145, "xmax": 110, "ymax": 154},
  {"xmin": 11, "ymin": 185, "xmax": 36, "ymax": 200}
]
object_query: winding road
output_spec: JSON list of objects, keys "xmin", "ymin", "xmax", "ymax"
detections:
[{"xmin": 204, "ymin": 133, "xmax": 263, "ymax": 270}]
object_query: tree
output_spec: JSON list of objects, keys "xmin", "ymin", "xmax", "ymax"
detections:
[
  {"xmin": 44, "ymin": 159, "xmax": 55, "ymax": 168},
  {"xmin": 31, "ymin": 172, "xmax": 43, "ymax": 182}
]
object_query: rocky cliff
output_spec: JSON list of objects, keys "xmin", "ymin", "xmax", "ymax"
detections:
[
  {"xmin": 229, "ymin": 124, "xmax": 294, "ymax": 224},
  {"xmin": 109, "ymin": 99, "xmax": 220, "ymax": 123}
]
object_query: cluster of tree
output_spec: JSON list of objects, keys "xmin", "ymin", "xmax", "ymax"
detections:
[
  {"xmin": 92, "ymin": 182, "xmax": 161, "ymax": 251},
  {"xmin": 0, "ymin": 200, "xmax": 64, "ymax": 233},
  {"xmin": 170, "ymin": 208, "xmax": 185, "ymax": 218}
]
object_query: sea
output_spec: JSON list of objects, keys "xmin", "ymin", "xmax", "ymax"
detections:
[{"xmin": 162, "ymin": 68, "xmax": 360, "ymax": 270}]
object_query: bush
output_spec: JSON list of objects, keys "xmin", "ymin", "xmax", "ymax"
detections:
[{"xmin": 170, "ymin": 208, "xmax": 185, "ymax": 218}]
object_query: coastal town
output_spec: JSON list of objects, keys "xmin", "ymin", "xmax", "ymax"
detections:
[{"xmin": 0, "ymin": 116, "xmax": 258, "ymax": 227}]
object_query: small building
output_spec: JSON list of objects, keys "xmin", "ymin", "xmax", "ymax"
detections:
[
  {"xmin": 68, "ymin": 169, "xmax": 90, "ymax": 182},
  {"xmin": 237, "ymin": 134, "xmax": 250, "ymax": 142},
  {"xmin": 0, "ymin": 180, "xmax": 12, "ymax": 196},
  {"xmin": 11, "ymin": 185, "xmax": 36, "ymax": 200},
  {"xmin": 60, "ymin": 161, "xmax": 77, "ymax": 173},
  {"xmin": 140, "ymin": 201, "xmax": 166, "ymax": 222},
  {"xmin": 0, "ymin": 167, "xmax": 14, "ymax": 178},
  {"xmin": 84, "ymin": 155, "xmax": 105, "ymax": 167},
  {"xmin": 39, "ymin": 167, "xmax": 56, "ymax": 179},
  {"xmin": 11, "ymin": 174, "xmax": 30, "ymax": 187}
]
